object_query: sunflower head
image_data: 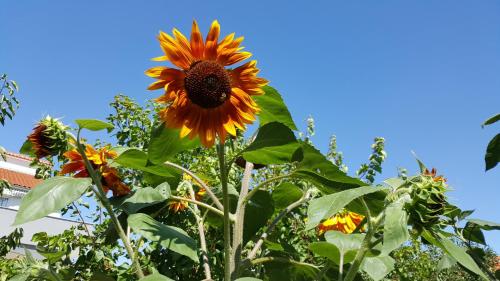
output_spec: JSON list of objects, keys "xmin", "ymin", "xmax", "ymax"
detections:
[
  {"xmin": 146, "ymin": 20, "xmax": 268, "ymax": 147},
  {"xmin": 27, "ymin": 116, "xmax": 69, "ymax": 159},
  {"xmin": 317, "ymin": 210, "xmax": 365, "ymax": 235},
  {"xmin": 406, "ymin": 171, "xmax": 448, "ymax": 230},
  {"xmin": 60, "ymin": 144, "xmax": 130, "ymax": 197}
]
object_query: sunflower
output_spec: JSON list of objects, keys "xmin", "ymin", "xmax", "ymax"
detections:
[
  {"xmin": 423, "ymin": 168, "xmax": 447, "ymax": 183},
  {"xmin": 169, "ymin": 199, "xmax": 189, "ymax": 213},
  {"xmin": 27, "ymin": 116, "xmax": 69, "ymax": 159},
  {"xmin": 60, "ymin": 144, "xmax": 130, "ymax": 196},
  {"xmin": 146, "ymin": 20, "xmax": 268, "ymax": 147},
  {"xmin": 317, "ymin": 210, "xmax": 365, "ymax": 235}
]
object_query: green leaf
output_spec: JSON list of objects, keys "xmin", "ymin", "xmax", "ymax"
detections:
[
  {"xmin": 235, "ymin": 278, "xmax": 263, "ymax": 281},
  {"xmin": 437, "ymin": 255, "xmax": 457, "ymax": 270},
  {"xmin": 253, "ymin": 86, "xmax": 297, "ymax": 130},
  {"xmin": 75, "ymin": 119, "xmax": 114, "ymax": 132},
  {"xmin": 114, "ymin": 148, "xmax": 179, "ymax": 178},
  {"xmin": 309, "ymin": 231, "xmax": 363, "ymax": 266},
  {"xmin": 485, "ymin": 134, "xmax": 500, "ymax": 171},
  {"xmin": 242, "ymin": 122, "xmax": 300, "ymax": 165},
  {"xmin": 482, "ymin": 113, "xmax": 500, "ymax": 127},
  {"xmin": 462, "ymin": 223, "xmax": 486, "ymax": 245},
  {"xmin": 382, "ymin": 199, "xmax": 409, "ymax": 254},
  {"xmin": 292, "ymin": 144, "xmax": 365, "ymax": 194},
  {"xmin": 14, "ymin": 177, "xmax": 91, "ymax": 225},
  {"xmin": 128, "ymin": 213, "xmax": 198, "ymax": 262},
  {"xmin": 272, "ymin": 182, "xmax": 303, "ymax": 210},
  {"xmin": 306, "ymin": 186, "xmax": 386, "ymax": 230},
  {"xmin": 139, "ymin": 273, "xmax": 174, "ymax": 281},
  {"xmin": 8, "ymin": 273, "xmax": 30, "ymax": 281},
  {"xmin": 361, "ymin": 256, "xmax": 395, "ymax": 281},
  {"xmin": 466, "ymin": 219, "xmax": 500, "ymax": 231},
  {"xmin": 422, "ymin": 231, "xmax": 488, "ymax": 280},
  {"xmin": 147, "ymin": 123, "xmax": 200, "ymax": 165},
  {"xmin": 112, "ymin": 186, "xmax": 168, "ymax": 214},
  {"xmin": 244, "ymin": 190, "xmax": 275, "ymax": 243},
  {"xmin": 19, "ymin": 139, "xmax": 34, "ymax": 156}
]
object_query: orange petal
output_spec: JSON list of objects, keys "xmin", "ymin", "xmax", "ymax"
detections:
[
  {"xmin": 190, "ymin": 20, "xmax": 205, "ymax": 60},
  {"xmin": 204, "ymin": 20, "xmax": 220, "ymax": 60}
]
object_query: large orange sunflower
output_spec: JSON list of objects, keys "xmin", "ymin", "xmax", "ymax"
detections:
[{"xmin": 146, "ymin": 20, "xmax": 268, "ymax": 147}]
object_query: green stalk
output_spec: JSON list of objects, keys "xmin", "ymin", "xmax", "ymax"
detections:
[
  {"xmin": 76, "ymin": 130, "xmax": 144, "ymax": 279},
  {"xmin": 217, "ymin": 142, "xmax": 232, "ymax": 281}
]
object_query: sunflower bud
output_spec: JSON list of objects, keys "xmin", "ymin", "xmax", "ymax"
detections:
[
  {"xmin": 27, "ymin": 116, "xmax": 69, "ymax": 159},
  {"xmin": 406, "ymin": 170, "xmax": 447, "ymax": 230}
]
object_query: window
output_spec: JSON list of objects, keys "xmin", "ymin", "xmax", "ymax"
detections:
[{"xmin": 0, "ymin": 197, "xmax": 8, "ymax": 207}]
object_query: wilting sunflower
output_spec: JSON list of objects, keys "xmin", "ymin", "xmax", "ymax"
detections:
[
  {"xmin": 27, "ymin": 116, "xmax": 69, "ymax": 159},
  {"xmin": 146, "ymin": 20, "xmax": 268, "ymax": 147},
  {"xmin": 60, "ymin": 145, "xmax": 130, "ymax": 196},
  {"xmin": 317, "ymin": 210, "xmax": 365, "ymax": 235}
]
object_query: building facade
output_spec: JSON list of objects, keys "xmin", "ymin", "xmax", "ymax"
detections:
[{"xmin": 0, "ymin": 152, "xmax": 86, "ymax": 258}]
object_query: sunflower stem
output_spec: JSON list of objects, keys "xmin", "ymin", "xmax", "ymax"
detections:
[
  {"xmin": 217, "ymin": 142, "xmax": 233, "ymax": 281},
  {"xmin": 76, "ymin": 129, "xmax": 144, "ymax": 279}
]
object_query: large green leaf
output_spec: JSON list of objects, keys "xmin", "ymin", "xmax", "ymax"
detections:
[
  {"xmin": 112, "ymin": 185, "xmax": 168, "ymax": 214},
  {"xmin": 485, "ymin": 133, "xmax": 500, "ymax": 171},
  {"xmin": 361, "ymin": 256, "xmax": 395, "ymax": 281},
  {"xmin": 75, "ymin": 119, "xmax": 114, "ymax": 132},
  {"xmin": 382, "ymin": 199, "xmax": 409, "ymax": 254},
  {"xmin": 128, "ymin": 213, "xmax": 198, "ymax": 262},
  {"xmin": 14, "ymin": 177, "xmax": 91, "ymax": 225},
  {"xmin": 272, "ymin": 182, "xmax": 303, "ymax": 210},
  {"xmin": 147, "ymin": 123, "xmax": 200, "ymax": 165},
  {"xmin": 253, "ymin": 86, "xmax": 297, "ymax": 130},
  {"xmin": 242, "ymin": 122, "xmax": 300, "ymax": 165},
  {"xmin": 422, "ymin": 231, "xmax": 487, "ymax": 280},
  {"xmin": 114, "ymin": 148, "xmax": 179, "ymax": 178},
  {"xmin": 244, "ymin": 190, "xmax": 275, "ymax": 243},
  {"xmin": 482, "ymin": 113, "xmax": 500, "ymax": 127},
  {"xmin": 466, "ymin": 219, "xmax": 500, "ymax": 231},
  {"xmin": 309, "ymin": 232, "xmax": 363, "ymax": 265},
  {"xmin": 292, "ymin": 144, "xmax": 365, "ymax": 194},
  {"xmin": 139, "ymin": 273, "xmax": 174, "ymax": 281},
  {"xmin": 19, "ymin": 139, "xmax": 34, "ymax": 156},
  {"xmin": 306, "ymin": 186, "xmax": 386, "ymax": 230}
]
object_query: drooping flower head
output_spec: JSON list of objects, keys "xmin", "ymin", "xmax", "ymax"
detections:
[
  {"xmin": 27, "ymin": 116, "xmax": 69, "ymax": 159},
  {"xmin": 317, "ymin": 210, "xmax": 365, "ymax": 235},
  {"xmin": 60, "ymin": 145, "xmax": 130, "ymax": 196},
  {"xmin": 146, "ymin": 20, "xmax": 268, "ymax": 147}
]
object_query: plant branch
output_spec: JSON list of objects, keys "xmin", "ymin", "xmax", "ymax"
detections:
[
  {"xmin": 170, "ymin": 195, "xmax": 230, "ymax": 220},
  {"xmin": 217, "ymin": 142, "xmax": 233, "ymax": 281},
  {"xmin": 243, "ymin": 174, "xmax": 290, "ymax": 205},
  {"xmin": 231, "ymin": 161, "xmax": 253, "ymax": 279},
  {"xmin": 71, "ymin": 202, "xmax": 95, "ymax": 245},
  {"xmin": 244, "ymin": 189, "xmax": 313, "ymax": 262},
  {"xmin": 76, "ymin": 129, "xmax": 144, "ymax": 279},
  {"xmin": 163, "ymin": 161, "xmax": 224, "ymax": 212},
  {"xmin": 250, "ymin": 256, "xmax": 319, "ymax": 269},
  {"xmin": 185, "ymin": 182, "xmax": 212, "ymax": 281}
]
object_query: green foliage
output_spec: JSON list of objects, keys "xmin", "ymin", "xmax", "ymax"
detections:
[
  {"xmin": 252, "ymin": 86, "xmax": 297, "ymax": 130},
  {"xmin": 0, "ymin": 73, "xmax": 19, "ymax": 126},
  {"xmin": 14, "ymin": 177, "xmax": 91, "ymax": 225},
  {"xmin": 75, "ymin": 119, "xmax": 114, "ymax": 132},
  {"xmin": 482, "ymin": 113, "xmax": 500, "ymax": 171}
]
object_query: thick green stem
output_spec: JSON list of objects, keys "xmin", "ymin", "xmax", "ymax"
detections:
[
  {"xmin": 343, "ymin": 199, "xmax": 380, "ymax": 281},
  {"xmin": 217, "ymin": 142, "xmax": 233, "ymax": 281},
  {"xmin": 76, "ymin": 132, "xmax": 144, "ymax": 279}
]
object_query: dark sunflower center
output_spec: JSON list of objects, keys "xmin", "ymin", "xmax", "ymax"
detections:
[{"xmin": 184, "ymin": 61, "xmax": 231, "ymax": 108}]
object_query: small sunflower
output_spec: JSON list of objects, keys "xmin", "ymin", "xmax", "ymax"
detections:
[
  {"xmin": 60, "ymin": 145, "xmax": 130, "ymax": 196},
  {"xmin": 423, "ymin": 168, "xmax": 447, "ymax": 183},
  {"xmin": 317, "ymin": 210, "xmax": 365, "ymax": 235},
  {"xmin": 146, "ymin": 20, "xmax": 268, "ymax": 147},
  {"xmin": 169, "ymin": 200, "xmax": 189, "ymax": 213}
]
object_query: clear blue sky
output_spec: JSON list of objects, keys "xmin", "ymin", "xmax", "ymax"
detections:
[{"xmin": 1, "ymin": 1, "xmax": 499, "ymax": 250}]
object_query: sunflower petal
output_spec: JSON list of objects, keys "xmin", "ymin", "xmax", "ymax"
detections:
[
  {"xmin": 204, "ymin": 20, "xmax": 220, "ymax": 60},
  {"xmin": 190, "ymin": 20, "xmax": 205, "ymax": 60}
]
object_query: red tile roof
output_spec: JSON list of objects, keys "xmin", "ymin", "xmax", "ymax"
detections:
[
  {"xmin": 6, "ymin": 152, "xmax": 51, "ymax": 165},
  {"xmin": 0, "ymin": 168, "xmax": 42, "ymax": 189}
]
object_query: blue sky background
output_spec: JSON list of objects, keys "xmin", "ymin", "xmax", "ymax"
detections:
[{"xmin": 1, "ymin": 1, "xmax": 499, "ymax": 251}]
